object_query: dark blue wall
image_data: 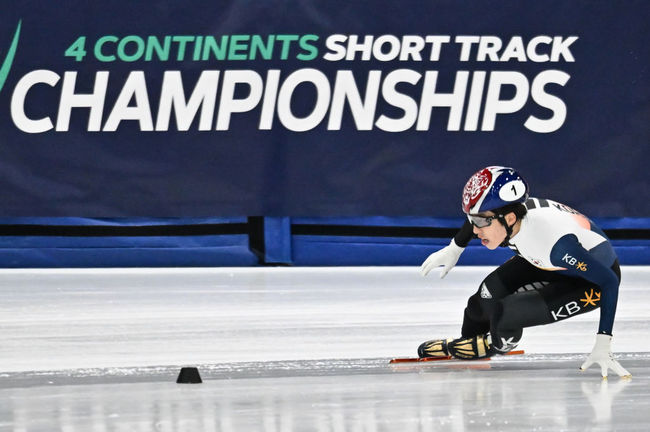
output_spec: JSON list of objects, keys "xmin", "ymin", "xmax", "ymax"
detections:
[
  {"xmin": 1, "ymin": 1, "xmax": 648, "ymax": 218},
  {"xmin": 0, "ymin": 1, "xmax": 647, "ymax": 266}
]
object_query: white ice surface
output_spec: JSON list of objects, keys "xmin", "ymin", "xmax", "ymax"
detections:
[
  {"xmin": 1, "ymin": 266, "xmax": 648, "ymax": 372},
  {"xmin": 1, "ymin": 266, "xmax": 649, "ymax": 431},
  {"xmin": 3, "ymin": 360, "xmax": 650, "ymax": 432}
]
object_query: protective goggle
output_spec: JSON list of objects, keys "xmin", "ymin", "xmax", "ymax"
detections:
[{"xmin": 467, "ymin": 214, "xmax": 497, "ymax": 228}]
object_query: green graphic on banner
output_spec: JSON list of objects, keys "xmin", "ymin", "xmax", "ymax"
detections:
[{"xmin": 0, "ymin": 20, "xmax": 21, "ymax": 94}]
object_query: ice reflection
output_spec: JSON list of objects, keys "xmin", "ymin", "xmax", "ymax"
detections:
[
  {"xmin": 581, "ymin": 378, "xmax": 630, "ymax": 424},
  {"xmin": 2, "ymin": 366, "xmax": 644, "ymax": 432}
]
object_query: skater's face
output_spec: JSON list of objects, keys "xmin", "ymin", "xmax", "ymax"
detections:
[{"xmin": 471, "ymin": 211, "xmax": 517, "ymax": 250}]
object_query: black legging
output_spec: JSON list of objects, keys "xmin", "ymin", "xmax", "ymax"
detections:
[{"xmin": 461, "ymin": 255, "xmax": 620, "ymax": 352}]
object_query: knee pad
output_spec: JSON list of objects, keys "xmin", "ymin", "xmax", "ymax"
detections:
[
  {"xmin": 465, "ymin": 272, "xmax": 506, "ymax": 320},
  {"xmin": 461, "ymin": 291, "xmax": 493, "ymax": 337},
  {"xmin": 480, "ymin": 271, "xmax": 509, "ymax": 300},
  {"xmin": 461, "ymin": 273, "xmax": 508, "ymax": 338}
]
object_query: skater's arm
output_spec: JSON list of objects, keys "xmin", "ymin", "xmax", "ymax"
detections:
[
  {"xmin": 549, "ymin": 234, "xmax": 619, "ymax": 335},
  {"xmin": 550, "ymin": 235, "xmax": 630, "ymax": 378},
  {"xmin": 453, "ymin": 220, "xmax": 474, "ymax": 248}
]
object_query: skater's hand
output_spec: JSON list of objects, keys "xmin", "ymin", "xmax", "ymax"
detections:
[
  {"xmin": 580, "ymin": 334, "xmax": 631, "ymax": 379},
  {"xmin": 420, "ymin": 239, "xmax": 464, "ymax": 279}
]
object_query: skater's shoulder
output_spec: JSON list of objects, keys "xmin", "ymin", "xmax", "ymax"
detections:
[
  {"xmin": 522, "ymin": 198, "xmax": 585, "ymax": 226},
  {"xmin": 512, "ymin": 199, "xmax": 574, "ymax": 246}
]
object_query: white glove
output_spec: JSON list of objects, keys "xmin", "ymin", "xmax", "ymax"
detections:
[
  {"xmin": 580, "ymin": 334, "xmax": 631, "ymax": 379},
  {"xmin": 420, "ymin": 239, "xmax": 464, "ymax": 279}
]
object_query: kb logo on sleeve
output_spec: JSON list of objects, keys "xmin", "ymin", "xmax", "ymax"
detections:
[{"xmin": 562, "ymin": 253, "xmax": 587, "ymax": 271}]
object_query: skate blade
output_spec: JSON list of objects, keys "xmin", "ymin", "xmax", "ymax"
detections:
[{"xmin": 389, "ymin": 349, "xmax": 525, "ymax": 364}]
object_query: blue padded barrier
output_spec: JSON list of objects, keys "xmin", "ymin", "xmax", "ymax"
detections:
[
  {"xmin": 291, "ymin": 236, "xmax": 650, "ymax": 266},
  {"xmin": 0, "ymin": 240, "xmax": 257, "ymax": 268},
  {"xmin": 0, "ymin": 217, "xmax": 257, "ymax": 268},
  {"xmin": 288, "ymin": 217, "xmax": 650, "ymax": 266},
  {"xmin": 0, "ymin": 216, "xmax": 647, "ymax": 267},
  {"xmin": 263, "ymin": 217, "xmax": 292, "ymax": 264},
  {"xmin": 292, "ymin": 237, "xmax": 511, "ymax": 266}
]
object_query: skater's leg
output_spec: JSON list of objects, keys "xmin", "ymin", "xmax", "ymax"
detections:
[
  {"xmin": 424, "ymin": 256, "xmax": 538, "ymax": 359},
  {"xmin": 461, "ymin": 256, "xmax": 542, "ymax": 337},
  {"xmin": 450, "ymin": 258, "xmax": 613, "ymax": 359},
  {"xmin": 489, "ymin": 262, "xmax": 619, "ymax": 353}
]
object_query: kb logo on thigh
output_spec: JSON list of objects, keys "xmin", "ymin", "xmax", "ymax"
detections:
[
  {"xmin": 552, "ymin": 301, "xmax": 581, "ymax": 320},
  {"xmin": 552, "ymin": 289, "xmax": 600, "ymax": 321}
]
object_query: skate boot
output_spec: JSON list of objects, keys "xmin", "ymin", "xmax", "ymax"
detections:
[
  {"xmin": 418, "ymin": 338, "xmax": 453, "ymax": 358},
  {"xmin": 447, "ymin": 334, "xmax": 496, "ymax": 360}
]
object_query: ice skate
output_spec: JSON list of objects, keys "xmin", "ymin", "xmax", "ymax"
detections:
[
  {"xmin": 417, "ymin": 338, "xmax": 453, "ymax": 358},
  {"xmin": 447, "ymin": 334, "xmax": 495, "ymax": 360}
]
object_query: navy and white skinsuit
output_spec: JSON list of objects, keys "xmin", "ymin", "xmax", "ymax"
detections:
[{"xmin": 454, "ymin": 198, "xmax": 620, "ymax": 352}]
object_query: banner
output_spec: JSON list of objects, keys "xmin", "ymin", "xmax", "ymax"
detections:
[{"xmin": 0, "ymin": 0, "xmax": 648, "ymax": 217}]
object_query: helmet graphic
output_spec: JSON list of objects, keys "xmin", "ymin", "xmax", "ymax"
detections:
[{"xmin": 462, "ymin": 166, "xmax": 529, "ymax": 214}]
